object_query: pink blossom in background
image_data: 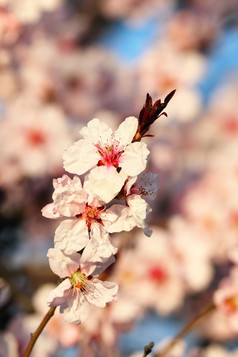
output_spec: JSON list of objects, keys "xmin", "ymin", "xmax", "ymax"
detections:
[
  {"xmin": 0, "ymin": 100, "xmax": 72, "ymax": 179},
  {"xmin": 54, "ymin": 47, "xmax": 135, "ymax": 120},
  {"xmin": 169, "ymin": 216, "xmax": 214, "ymax": 292},
  {"xmin": 32, "ymin": 284, "xmax": 82, "ymax": 348},
  {"xmin": 0, "ymin": 331, "xmax": 18, "ymax": 357},
  {"xmin": 214, "ymin": 267, "xmax": 238, "ymax": 332},
  {"xmin": 0, "ymin": 0, "xmax": 63, "ymax": 25},
  {"xmin": 111, "ymin": 228, "xmax": 185, "ymax": 315},
  {"xmin": 181, "ymin": 169, "xmax": 238, "ymax": 261},
  {"xmin": 0, "ymin": 6, "xmax": 21, "ymax": 45},
  {"xmin": 99, "ymin": 0, "xmax": 174, "ymax": 23},
  {"xmin": 8, "ymin": 314, "xmax": 59, "ymax": 357}
]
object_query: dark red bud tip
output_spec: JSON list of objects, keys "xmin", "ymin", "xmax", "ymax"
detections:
[
  {"xmin": 164, "ymin": 89, "xmax": 176, "ymax": 104},
  {"xmin": 135, "ymin": 90, "xmax": 176, "ymax": 141}
]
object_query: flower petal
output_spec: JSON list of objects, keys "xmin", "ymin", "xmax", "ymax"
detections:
[
  {"xmin": 84, "ymin": 166, "xmax": 127, "ymax": 203},
  {"xmin": 62, "ymin": 294, "xmax": 90, "ymax": 324},
  {"xmin": 80, "ymin": 230, "xmax": 116, "ymax": 276},
  {"xmin": 120, "ymin": 142, "xmax": 149, "ymax": 176},
  {"xmin": 63, "ymin": 139, "xmax": 100, "ymax": 175},
  {"xmin": 54, "ymin": 219, "xmax": 89, "ymax": 255},
  {"xmin": 47, "ymin": 279, "xmax": 71, "ymax": 306},
  {"xmin": 86, "ymin": 278, "xmax": 118, "ymax": 308},
  {"xmin": 107, "ymin": 205, "xmax": 137, "ymax": 233},
  {"xmin": 114, "ymin": 116, "xmax": 138, "ymax": 146},
  {"xmin": 47, "ymin": 248, "xmax": 80, "ymax": 278},
  {"xmin": 53, "ymin": 188, "xmax": 87, "ymax": 217},
  {"xmin": 136, "ymin": 172, "xmax": 159, "ymax": 200},
  {"xmin": 80, "ymin": 118, "xmax": 113, "ymax": 144},
  {"xmin": 127, "ymin": 195, "xmax": 148, "ymax": 228},
  {"xmin": 41, "ymin": 203, "xmax": 62, "ymax": 219}
]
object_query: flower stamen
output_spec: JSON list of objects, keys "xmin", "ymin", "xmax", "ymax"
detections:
[{"xmin": 95, "ymin": 141, "xmax": 124, "ymax": 168}]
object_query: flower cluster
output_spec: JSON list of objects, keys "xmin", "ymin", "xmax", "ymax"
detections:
[{"xmin": 41, "ymin": 94, "xmax": 175, "ymax": 324}]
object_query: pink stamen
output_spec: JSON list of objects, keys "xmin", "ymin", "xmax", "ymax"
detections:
[
  {"xmin": 148, "ymin": 266, "xmax": 167, "ymax": 283},
  {"xmin": 95, "ymin": 142, "xmax": 123, "ymax": 168},
  {"xmin": 76, "ymin": 204, "xmax": 104, "ymax": 229},
  {"xmin": 26, "ymin": 129, "xmax": 46, "ymax": 146}
]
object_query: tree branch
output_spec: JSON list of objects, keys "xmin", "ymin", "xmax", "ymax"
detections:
[
  {"xmin": 23, "ymin": 306, "xmax": 57, "ymax": 357},
  {"xmin": 143, "ymin": 341, "xmax": 155, "ymax": 356},
  {"xmin": 155, "ymin": 303, "xmax": 215, "ymax": 357}
]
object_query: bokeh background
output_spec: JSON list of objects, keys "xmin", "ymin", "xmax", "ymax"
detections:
[{"xmin": 1, "ymin": 0, "xmax": 238, "ymax": 356}]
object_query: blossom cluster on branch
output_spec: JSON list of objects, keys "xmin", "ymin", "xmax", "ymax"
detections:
[{"xmin": 41, "ymin": 92, "xmax": 174, "ymax": 325}]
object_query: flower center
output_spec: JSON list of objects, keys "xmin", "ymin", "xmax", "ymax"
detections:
[
  {"xmin": 76, "ymin": 204, "xmax": 104, "ymax": 229},
  {"xmin": 148, "ymin": 266, "xmax": 167, "ymax": 284},
  {"xmin": 25, "ymin": 129, "xmax": 46, "ymax": 146},
  {"xmin": 95, "ymin": 142, "xmax": 123, "ymax": 168},
  {"xmin": 70, "ymin": 270, "xmax": 93, "ymax": 296},
  {"xmin": 223, "ymin": 295, "xmax": 238, "ymax": 314}
]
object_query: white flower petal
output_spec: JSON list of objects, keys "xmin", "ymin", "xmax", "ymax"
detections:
[
  {"xmin": 107, "ymin": 206, "xmax": 137, "ymax": 233},
  {"xmin": 121, "ymin": 142, "xmax": 149, "ymax": 176},
  {"xmin": 62, "ymin": 294, "xmax": 90, "ymax": 324},
  {"xmin": 81, "ymin": 229, "xmax": 116, "ymax": 276},
  {"xmin": 127, "ymin": 195, "xmax": 148, "ymax": 228},
  {"xmin": 80, "ymin": 118, "xmax": 113, "ymax": 144},
  {"xmin": 114, "ymin": 116, "xmax": 138, "ymax": 146},
  {"xmin": 63, "ymin": 139, "xmax": 99, "ymax": 175},
  {"xmin": 86, "ymin": 279, "xmax": 118, "ymax": 308},
  {"xmin": 53, "ymin": 174, "xmax": 82, "ymax": 190},
  {"xmin": 84, "ymin": 166, "xmax": 126, "ymax": 203},
  {"xmin": 41, "ymin": 203, "xmax": 61, "ymax": 219},
  {"xmin": 53, "ymin": 189, "xmax": 87, "ymax": 217},
  {"xmin": 54, "ymin": 219, "xmax": 89, "ymax": 255},
  {"xmin": 47, "ymin": 279, "xmax": 71, "ymax": 306},
  {"xmin": 47, "ymin": 248, "xmax": 80, "ymax": 278}
]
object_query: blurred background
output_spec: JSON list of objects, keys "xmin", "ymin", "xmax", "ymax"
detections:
[{"xmin": 1, "ymin": 0, "xmax": 238, "ymax": 356}]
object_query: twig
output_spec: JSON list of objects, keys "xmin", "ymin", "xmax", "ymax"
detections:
[
  {"xmin": 143, "ymin": 341, "xmax": 155, "ymax": 356},
  {"xmin": 23, "ymin": 306, "xmax": 57, "ymax": 357},
  {"xmin": 155, "ymin": 303, "xmax": 215, "ymax": 357}
]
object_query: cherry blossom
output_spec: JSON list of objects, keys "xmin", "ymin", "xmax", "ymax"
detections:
[
  {"xmin": 214, "ymin": 267, "xmax": 238, "ymax": 332},
  {"xmin": 111, "ymin": 228, "xmax": 185, "ymax": 315},
  {"xmin": 63, "ymin": 116, "xmax": 150, "ymax": 202},
  {"xmin": 47, "ymin": 247, "xmax": 118, "ymax": 324},
  {"xmin": 107, "ymin": 172, "xmax": 159, "ymax": 236},
  {"xmin": 42, "ymin": 174, "xmax": 136, "ymax": 257},
  {"xmin": 0, "ymin": 332, "xmax": 18, "ymax": 357},
  {"xmin": 0, "ymin": 101, "xmax": 72, "ymax": 178}
]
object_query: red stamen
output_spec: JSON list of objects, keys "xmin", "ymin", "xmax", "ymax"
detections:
[
  {"xmin": 95, "ymin": 143, "xmax": 123, "ymax": 168},
  {"xmin": 148, "ymin": 266, "xmax": 167, "ymax": 283},
  {"xmin": 26, "ymin": 129, "xmax": 46, "ymax": 146},
  {"xmin": 76, "ymin": 204, "xmax": 104, "ymax": 229}
]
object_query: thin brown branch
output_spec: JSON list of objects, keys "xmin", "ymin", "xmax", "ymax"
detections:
[
  {"xmin": 23, "ymin": 306, "xmax": 57, "ymax": 357},
  {"xmin": 143, "ymin": 341, "xmax": 155, "ymax": 357},
  {"xmin": 155, "ymin": 303, "xmax": 215, "ymax": 357}
]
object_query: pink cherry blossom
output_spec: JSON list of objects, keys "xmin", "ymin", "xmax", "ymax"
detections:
[
  {"xmin": 42, "ymin": 174, "xmax": 134, "ymax": 257},
  {"xmin": 0, "ymin": 101, "xmax": 72, "ymax": 178},
  {"xmin": 63, "ymin": 116, "xmax": 150, "ymax": 203},
  {"xmin": 47, "ymin": 247, "xmax": 118, "ymax": 324},
  {"xmin": 214, "ymin": 267, "xmax": 238, "ymax": 332},
  {"xmin": 107, "ymin": 172, "xmax": 159, "ymax": 237},
  {"xmin": 0, "ymin": 331, "xmax": 18, "ymax": 357},
  {"xmin": 111, "ymin": 228, "xmax": 185, "ymax": 315}
]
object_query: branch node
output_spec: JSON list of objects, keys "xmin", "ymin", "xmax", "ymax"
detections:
[{"xmin": 143, "ymin": 341, "xmax": 154, "ymax": 356}]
